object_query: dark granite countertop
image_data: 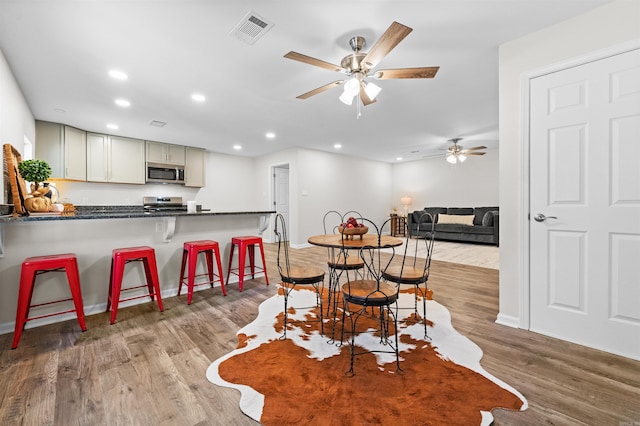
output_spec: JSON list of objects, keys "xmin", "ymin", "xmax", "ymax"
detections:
[{"xmin": 0, "ymin": 205, "xmax": 275, "ymax": 223}]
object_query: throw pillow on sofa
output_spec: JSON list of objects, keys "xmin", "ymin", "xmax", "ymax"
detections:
[
  {"xmin": 482, "ymin": 210, "xmax": 499, "ymax": 227},
  {"xmin": 437, "ymin": 214, "xmax": 475, "ymax": 226},
  {"xmin": 413, "ymin": 208, "xmax": 446, "ymax": 223},
  {"xmin": 473, "ymin": 207, "xmax": 499, "ymax": 225}
]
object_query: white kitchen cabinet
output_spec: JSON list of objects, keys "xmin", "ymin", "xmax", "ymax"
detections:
[
  {"xmin": 35, "ymin": 120, "xmax": 86, "ymax": 181},
  {"xmin": 146, "ymin": 141, "xmax": 185, "ymax": 165},
  {"xmin": 87, "ymin": 134, "xmax": 145, "ymax": 184},
  {"xmin": 86, "ymin": 133, "xmax": 109, "ymax": 182},
  {"xmin": 184, "ymin": 147, "xmax": 206, "ymax": 188},
  {"xmin": 64, "ymin": 126, "xmax": 87, "ymax": 180}
]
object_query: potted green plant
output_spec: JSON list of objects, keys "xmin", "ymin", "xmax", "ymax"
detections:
[{"xmin": 17, "ymin": 159, "xmax": 53, "ymax": 212}]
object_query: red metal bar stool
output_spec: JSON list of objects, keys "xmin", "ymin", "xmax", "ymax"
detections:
[
  {"xmin": 107, "ymin": 246, "xmax": 164, "ymax": 324},
  {"xmin": 178, "ymin": 240, "xmax": 227, "ymax": 304},
  {"xmin": 12, "ymin": 253, "xmax": 87, "ymax": 349},
  {"xmin": 226, "ymin": 236, "xmax": 269, "ymax": 292}
]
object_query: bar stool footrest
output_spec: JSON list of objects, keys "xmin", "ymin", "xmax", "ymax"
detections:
[
  {"xmin": 114, "ymin": 283, "xmax": 160, "ymax": 303},
  {"xmin": 26, "ymin": 308, "xmax": 78, "ymax": 322},
  {"xmin": 180, "ymin": 273, "xmax": 222, "ymax": 286},
  {"xmin": 29, "ymin": 297, "xmax": 74, "ymax": 309}
]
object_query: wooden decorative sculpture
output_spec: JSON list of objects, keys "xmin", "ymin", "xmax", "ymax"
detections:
[{"xmin": 3, "ymin": 144, "xmax": 29, "ymax": 216}]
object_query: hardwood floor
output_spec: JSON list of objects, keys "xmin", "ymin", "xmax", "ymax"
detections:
[
  {"xmin": 0, "ymin": 243, "xmax": 638, "ymax": 425},
  {"xmin": 384, "ymin": 239, "xmax": 500, "ymax": 269}
]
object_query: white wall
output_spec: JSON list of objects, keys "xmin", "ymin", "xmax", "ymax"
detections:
[
  {"xmin": 255, "ymin": 148, "xmax": 393, "ymax": 246},
  {"xmin": 195, "ymin": 151, "xmax": 260, "ymax": 211},
  {"xmin": 391, "ymin": 149, "xmax": 499, "ymax": 212},
  {"xmin": 296, "ymin": 149, "xmax": 392, "ymax": 242},
  {"xmin": 498, "ymin": 0, "xmax": 640, "ymax": 323},
  {"xmin": 0, "ymin": 48, "xmax": 34, "ymax": 201}
]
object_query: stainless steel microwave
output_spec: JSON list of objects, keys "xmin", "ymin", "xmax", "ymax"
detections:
[{"xmin": 146, "ymin": 162, "xmax": 185, "ymax": 184}]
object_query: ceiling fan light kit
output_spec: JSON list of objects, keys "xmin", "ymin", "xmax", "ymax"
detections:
[
  {"xmin": 344, "ymin": 77, "xmax": 361, "ymax": 96},
  {"xmin": 364, "ymin": 81, "xmax": 382, "ymax": 100},
  {"xmin": 284, "ymin": 21, "xmax": 439, "ymax": 118},
  {"xmin": 339, "ymin": 90, "xmax": 354, "ymax": 105},
  {"xmin": 447, "ymin": 153, "xmax": 466, "ymax": 164},
  {"xmin": 445, "ymin": 138, "xmax": 486, "ymax": 164}
]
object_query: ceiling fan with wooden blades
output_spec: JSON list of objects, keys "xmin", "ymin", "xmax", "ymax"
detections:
[
  {"xmin": 444, "ymin": 138, "xmax": 486, "ymax": 164},
  {"xmin": 284, "ymin": 21, "xmax": 439, "ymax": 109}
]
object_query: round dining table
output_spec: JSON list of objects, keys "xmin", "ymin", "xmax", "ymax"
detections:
[{"xmin": 307, "ymin": 233, "xmax": 403, "ymax": 250}]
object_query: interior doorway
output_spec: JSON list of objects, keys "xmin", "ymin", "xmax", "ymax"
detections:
[{"xmin": 271, "ymin": 164, "xmax": 290, "ymax": 243}]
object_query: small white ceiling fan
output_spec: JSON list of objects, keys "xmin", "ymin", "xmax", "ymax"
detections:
[{"xmin": 445, "ymin": 138, "xmax": 487, "ymax": 164}]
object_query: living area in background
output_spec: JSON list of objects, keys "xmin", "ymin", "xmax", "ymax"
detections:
[{"xmin": 408, "ymin": 206, "xmax": 499, "ymax": 246}]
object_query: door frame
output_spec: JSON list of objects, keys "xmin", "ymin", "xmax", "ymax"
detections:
[
  {"xmin": 268, "ymin": 163, "xmax": 290, "ymax": 244},
  {"xmin": 519, "ymin": 39, "xmax": 640, "ymax": 330}
]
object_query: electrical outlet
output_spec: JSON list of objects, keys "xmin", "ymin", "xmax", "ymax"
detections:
[
  {"xmin": 82, "ymin": 197, "xmax": 89, "ymax": 205},
  {"xmin": 155, "ymin": 222, "xmax": 164, "ymax": 233}
]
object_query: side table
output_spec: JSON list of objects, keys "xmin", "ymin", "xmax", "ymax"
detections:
[{"xmin": 390, "ymin": 215, "xmax": 407, "ymax": 237}]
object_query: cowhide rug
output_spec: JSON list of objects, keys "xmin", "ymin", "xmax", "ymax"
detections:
[{"xmin": 207, "ymin": 286, "xmax": 527, "ymax": 425}]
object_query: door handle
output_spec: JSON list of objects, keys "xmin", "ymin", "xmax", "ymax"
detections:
[{"xmin": 534, "ymin": 213, "xmax": 557, "ymax": 222}]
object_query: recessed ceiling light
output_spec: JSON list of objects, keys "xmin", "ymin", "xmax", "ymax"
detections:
[
  {"xmin": 106, "ymin": 123, "xmax": 119, "ymax": 130},
  {"xmin": 109, "ymin": 70, "xmax": 128, "ymax": 80},
  {"xmin": 265, "ymin": 132, "xmax": 276, "ymax": 139},
  {"xmin": 396, "ymin": 157, "xmax": 403, "ymax": 161},
  {"xmin": 233, "ymin": 145, "xmax": 242, "ymax": 150},
  {"xmin": 115, "ymin": 99, "xmax": 130, "ymax": 107},
  {"xmin": 334, "ymin": 143, "xmax": 342, "ymax": 149},
  {"xmin": 191, "ymin": 93, "xmax": 206, "ymax": 102},
  {"xmin": 53, "ymin": 108, "xmax": 66, "ymax": 113}
]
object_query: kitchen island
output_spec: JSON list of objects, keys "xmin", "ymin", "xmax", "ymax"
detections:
[
  {"xmin": 0, "ymin": 205, "xmax": 275, "ymax": 244},
  {"xmin": 0, "ymin": 206, "xmax": 275, "ymax": 336},
  {"xmin": 0, "ymin": 205, "xmax": 274, "ymax": 222}
]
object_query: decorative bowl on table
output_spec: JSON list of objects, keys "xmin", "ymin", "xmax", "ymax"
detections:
[{"xmin": 338, "ymin": 226, "xmax": 368, "ymax": 240}]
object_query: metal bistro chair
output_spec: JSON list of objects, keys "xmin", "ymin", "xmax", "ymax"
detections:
[
  {"xmin": 340, "ymin": 217, "xmax": 401, "ymax": 377},
  {"xmin": 382, "ymin": 211, "xmax": 435, "ymax": 338},
  {"xmin": 322, "ymin": 211, "xmax": 365, "ymax": 316},
  {"xmin": 274, "ymin": 213, "xmax": 326, "ymax": 339}
]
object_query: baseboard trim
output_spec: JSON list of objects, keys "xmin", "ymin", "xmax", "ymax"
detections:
[{"xmin": 495, "ymin": 313, "xmax": 521, "ymax": 329}]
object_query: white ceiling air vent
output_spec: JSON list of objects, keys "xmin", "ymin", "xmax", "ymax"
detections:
[
  {"xmin": 229, "ymin": 11, "xmax": 274, "ymax": 45},
  {"xmin": 149, "ymin": 120, "xmax": 167, "ymax": 128}
]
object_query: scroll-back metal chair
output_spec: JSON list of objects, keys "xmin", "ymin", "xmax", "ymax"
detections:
[
  {"xmin": 382, "ymin": 212, "xmax": 435, "ymax": 338},
  {"xmin": 322, "ymin": 211, "xmax": 365, "ymax": 316},
  {"xmin": 274, "ymin": 213, "xmax": 326, "ymax": 339},
  {"xmin": 340, "ymin": 217, "xmax": 400, "ymax": 377}
]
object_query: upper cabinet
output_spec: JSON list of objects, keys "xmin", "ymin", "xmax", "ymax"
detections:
[
  {"xmin": 87, "ymin": 134, "xmax": 145, "ymax": 184},
  {"xmin": 111, "ymin": 136, "xmax": 146, "ymax": 184},
  {"xmin": 86, "ymin": 133, "xmax": 109, "ymax": 183},
  {"xmin": 35, "ymin": 120, "xmax": 86, "ymax": 181},
  {"xmin": 184, "ymin": 147, "xmax": 206, "ymax": 188},
  {"xmin": 35, "ymin": 120, "xmax": 203, "ymax": 187},
  {"xmin": 146, "ymin": 141, "xmax": 185, "ymax": 166},
  {"xmin": 64, "ymin": 126, "xmax": 87, "ymax": 181}
]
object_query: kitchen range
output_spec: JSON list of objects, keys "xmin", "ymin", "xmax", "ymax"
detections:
[{"xmin": 143, "ymin": 196, "xmax": 188, "ymax": 213}]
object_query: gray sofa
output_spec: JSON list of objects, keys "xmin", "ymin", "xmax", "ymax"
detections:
[{"xmin": 407, "ymin": 207, "xmax": 499, "ymax": 246}]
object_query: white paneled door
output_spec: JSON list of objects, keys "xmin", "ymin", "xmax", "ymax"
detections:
[
  {"xmin": 529, "ymin": 48, "xmax": 640, "ymax": 360},
  {"xmin": 274, "ymin": 166, "xmax": 290, "ymax": 239}
]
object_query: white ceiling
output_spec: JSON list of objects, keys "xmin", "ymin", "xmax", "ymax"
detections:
[{"xmin": 0, "ymin": 0, "xmax": 612, "ymax": 163}]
